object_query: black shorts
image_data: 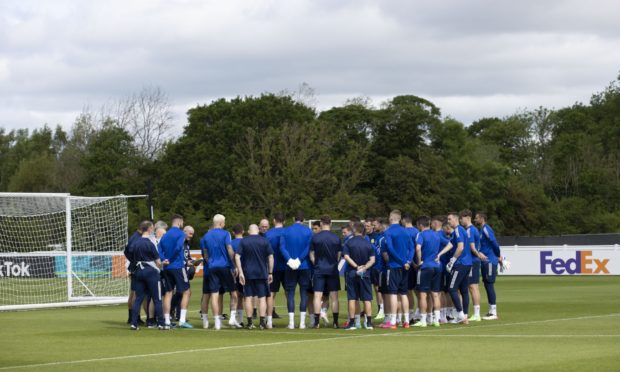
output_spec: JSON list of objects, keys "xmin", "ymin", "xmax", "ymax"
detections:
[
  {"xmin": 385, "ymin": 267, "xmax": 408, "ymax": 295},
  {"xmin": 284, "ymin": 269, "xmax": 311, "ymax": 292},
  {"xmin": 162, "ymin": 268, "xmax": 190, "ymax": 294},
  {"xmin": 243, "ymin": 279, "xmax": 269, "ymax": 298},
  {"xmin": 345, "ymin": 271, "xmax": 373, "ymax": 301},
  {"xmin": 207, "ymin": 267, "xmax": 235, "ymax": 294},
  {"xmin": 313, "ymin": 273, "xmax": 341, "ymax": 292},
  {"xmin": 270, "ymin": 271, "xmax": 285, "ymax": 293},
  {"xmin": 468, "ymin": 261, "xmax": 481, "ymax": 285}
]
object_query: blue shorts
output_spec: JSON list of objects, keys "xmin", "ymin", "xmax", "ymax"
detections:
[
  {"xmin": 306, "ymin": 270, "xmax": 315, "ymax": 294},
  {"xmin": 270, "ymin": 270, "xmax": 285, "ymax": 293},
  {"xmin": 379, "ymin": 270, "xmax": 389, "ymax": 293},
  {"xmin": 408, "ymin": 267, "xmax": 418, "ymax": 290},
  {"xmin": 441, "ymin": 269, "xmax": 451, "ymax": 292},
  {"xmin": 235, "ymin": 281, "xmax": 244, "ymax": 294},
  {"xmin": 243, "ymin": 279, "xmax": 269, "ymax": 298},
  {"xmin": 468, "ymin": 261, "xmax": 481, "ymax": 285},
  {"xmin": 130, "ymin": 273, "xmax": 137, "ymax": 291},
  {"xmin": 385, "ymin": 268, "xmax": 408, "ymax": 295},
  {"xmin": 202, "ymin": 272, "xmax": 225, "ymax": 295},
  {"xmin": 162, "ymin": 268, "xmax": 190, "ymax": 294},
  {"xmin": 207, "ymin": 267, "xmax": 235, "ymax": 294},
  {"xmin": 417, "ymin": 267, "xmax": 441, "ymax": 293},
  {"xmin": 284, "ymin": 269, "xmax": 311, "ymax": 292},
  {"xmin": 448, "ymin": 264, "xmax": 472, "ymax": 292},
  {"xmin": 481, "ymin": 261, "xmax": 498, "ymax": 284},
  {"xmin": 370, "ymin": 269, "xmax": 381, "ymax": 287},
  {"xmin": 345, "ymin": 271, "xmax": 373, "ymax": 301},
  {"xmin": 313, "ymin": 273, "xmax": 340, "ymax": 292}
]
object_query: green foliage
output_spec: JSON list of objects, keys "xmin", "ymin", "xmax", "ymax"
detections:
[{"xmin": 2, "ymin": 77, "xmax": 620, "ymax": 236}]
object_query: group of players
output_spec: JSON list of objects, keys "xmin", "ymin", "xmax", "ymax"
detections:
[{"xmin": 124, "ymin": 209, "xmax": 503, "ymax": 331}]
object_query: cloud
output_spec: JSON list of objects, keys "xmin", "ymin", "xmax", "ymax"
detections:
[{"xmin": 0, "ymin": 0, "xmax": 619, "ymax": 132}]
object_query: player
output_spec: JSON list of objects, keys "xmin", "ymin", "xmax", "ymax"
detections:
[
  {"xmin": 414, "ymin": 216, "xmax": 452, "ymax": 327},
  {"xmin": 124, "ymin": 226, "xmax": 142, "ymax": 325},
  {"xmin": 266, "ymin": 212, "xmax": 286, "ymax": 328},
  {"xmin": 158, "ymin": 215, "xmax": 193, "ymax": 328},
  {"xmin": 370, "ymin": 218, "xmax": 385, "ymax": 321},
  {"xmin": 231, "ymin": 223, "xmax": 245, "ymax": 325},
  {"xmin": 381, "ymin": 210, "xmax": 414, "ymax": 329},
  {"xmin": 460, "ymin": 209, "xmax": 487, "ymax": 322},
  {"xmin": 402, "ymin": 213, "xmax": 420, "ymax": 324},
  {"xmin": 280, "ymin": 211, "xmax": 313, "ymax": 329},
  {"xmin": 438, "ymin": 212, "xmax": 472, "ymax": 324},
  {"xmin": 129, "ymin": 220, "xmax": 166, "ymax": 330},
  {"xmin": 235, "ymin": 224, "xmax": 274, "ymax": 329},
  {"xmin": 475, "ymin": 211, "xmax": 502, "ymax": 320},
  {"xmin": 171, "ymin": 226, "xmax": 195, "ymax": 322},
  {"xmin": 432, "ymin": 215, "xmax": 453, "ymax": 323},
  {"xmin": 200, "ymin": 214, "xmax": 240, "ymax": 330},
  {"xmin": 309, "ymin": 215, "xmax": 341, "ymax": 328},
  {"xmin": 342, "ymin": 221, "xmax": 375, "ymax": 330},
  {"xmin": 311, "ymin": 220, "xmax": 321, "ymax": 234}
]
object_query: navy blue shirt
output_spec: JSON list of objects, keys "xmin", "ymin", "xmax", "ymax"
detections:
[
  {"xmin": 238, "ymin": 235, "xmax": 274, "ymax": 280},
  {"xmin": 129, "ymin": 237, "xmax": 160, "ymax": 262},
  {"xmin": 342, "ymin": 236, "xmax": 374, "ymax": 273},
  {"xmin": 124, "ymin": 231, "xmax": 141, "ymax": 271},
  {"xmin": 158, "ymin": 226, "xmax": 186, "ymax": 270},
  {"xmin": 200, "ymin": 228, "xmax": 233, "ymax": 269},
  {"xmin": 310, "ymin": 230, "xmax": 342, "ymax": 275},
  {"xmin": 280, "ymin": 223, "xmax": 312, "ymax": 270},
  {"xmin": 266, "ymin": 227, "xmax": 286, "ymax": 272}
]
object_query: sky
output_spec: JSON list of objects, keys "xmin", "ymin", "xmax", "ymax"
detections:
[{"xmin": 1, "ymin": 0, "xmax": 619, "ymax": 133}]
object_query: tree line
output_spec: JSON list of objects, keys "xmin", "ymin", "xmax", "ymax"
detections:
[{"xmin": 1, "ymin": 78, "xmax": 619, "ymax": 239}]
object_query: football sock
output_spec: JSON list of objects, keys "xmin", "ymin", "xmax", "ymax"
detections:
[
  {"xmin": 300, "ymin": 311, "xmax": 306, "ymax": 326},
  {"xmin": 474, "ymin": 305, "xmax": 480, "ymax": 317},
  {"xmin": 314, "ymin": 313, "xmax": 320, "ymax": 326},
  {"xmin": 288, "ymin": 312, "xmax": 295, "ymax": 325},
  {"xmin": 434, "ymin": 310, "xmax": 441, "ymax": 322},
  {"xmin": 164, "ymin": 314, "xmax": 171, "ymax": 325},
  {"xmin": 179, "ymin": 309, "xmax": 187, "ymax": 323},
  {"xmin": 490, "ymin": 304, "xmax": 497, "ymax": 314},
  {"xmin": 333, "ymin": 312, "xmax": 339, "ymax": 325},
  {"xmin": 247, "ymin": 317, "xmax": 253, "ymax": 326}
]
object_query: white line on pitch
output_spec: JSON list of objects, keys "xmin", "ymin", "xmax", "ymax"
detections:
[
  {"xmin": 404, "ymin": 334, "xmax": 620, "ymax": 338},
  {"xmin": 1, "ymin": 312, "xmax": 619, "ymax": 370}
]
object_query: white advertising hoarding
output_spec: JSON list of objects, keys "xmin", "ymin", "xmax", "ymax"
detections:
[{"xmin": 500, "ymin": 245, "xmax": 620, "ymax": 275}]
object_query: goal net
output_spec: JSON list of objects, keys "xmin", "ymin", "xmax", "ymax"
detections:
[{"xmin": 0, "ymin": 193, "xmax": 136, "ymax": 310}]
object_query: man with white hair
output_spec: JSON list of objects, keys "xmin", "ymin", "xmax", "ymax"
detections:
[
  {"xmin": 200, "ymin": 214, "xmax": 240, "ymax": 330},
  {"xmin": 259, "ymin": 219, "xmax": 270, "ymax": 237},
  {"xmin": 235, "ymin": 224, "xmax": 274, "ymax": 329}
]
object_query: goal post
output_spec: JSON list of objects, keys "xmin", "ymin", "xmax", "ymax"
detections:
[{"xmin": 0, "ymin": 193, "xmax": 145, "ymax": 311}]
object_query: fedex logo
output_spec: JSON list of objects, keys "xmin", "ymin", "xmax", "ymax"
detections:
[{"xmin": 540, "ymin": 251, "xmax": 610, "ymax": 275}]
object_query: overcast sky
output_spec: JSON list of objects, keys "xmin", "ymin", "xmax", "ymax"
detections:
[{"xmin": 1, "ymin": 0, "xmax": 619, "ymax": 133}]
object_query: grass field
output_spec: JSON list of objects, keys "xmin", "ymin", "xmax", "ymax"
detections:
[{"xmin": 0, "ymin": 276, "xmax": 619, "ymax": 371}]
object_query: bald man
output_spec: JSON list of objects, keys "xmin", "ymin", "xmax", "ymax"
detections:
[{"xmin": 235, "ymin": 224, "xmax": 274, "ymax": 329}]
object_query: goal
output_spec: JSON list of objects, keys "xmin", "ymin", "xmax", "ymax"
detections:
[{"xmin": 0, "ymin": 193, "xmax": 141, "ymax": 310}]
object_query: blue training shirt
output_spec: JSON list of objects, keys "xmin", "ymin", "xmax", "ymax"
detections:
[
  {"xmin": 200, "ymin": 228, "xmax": 233, "ymax": 269},
  {"xmin": 158, "ymin": 226, "xmax": 186, "ymax": 270},
  {"xmin": 466, "ymin": 225, "xmax": 481, "ymax": 263},
  {"xmin": 238, "ymin": 235, "xmax": 273, "ymax": 280},
  {"xmin": 231, "ymin": 237, "xmax": 243, "ymax": 254},
  {"xmin": 129, "ymin": 237, "xmax": 160, "ymax": 263},
  {"xmin": 279, "ymin": 223, "xmax": 312, "ymax": 270},
  {"xmin": 452, "ymin": 225, "xmax": 472, "ymax": 266},
  {"xmin": 310, "ymin": 230, "xmax": 342, "ymax": 275},
  {"xmin": 372, "ymin": 232, "xmax": 385, "ymax": 272},
  {"xmin": 266, "ymin": 227, "xmax": 286, "ymax": 272},
  {"xmin": 342, "ymin": 235, "xmax": 374, "ymax": 273},
  {"xmin": 383, "ymin": 224, "xmax": 415, "ymax": 268},
  {"xmin": 479, "ymin": 224, "xmax": 501, "ymax": 265},
  {"xmin": 416, "ymin": 229, "xmax": 450, "ymax": 269}
]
